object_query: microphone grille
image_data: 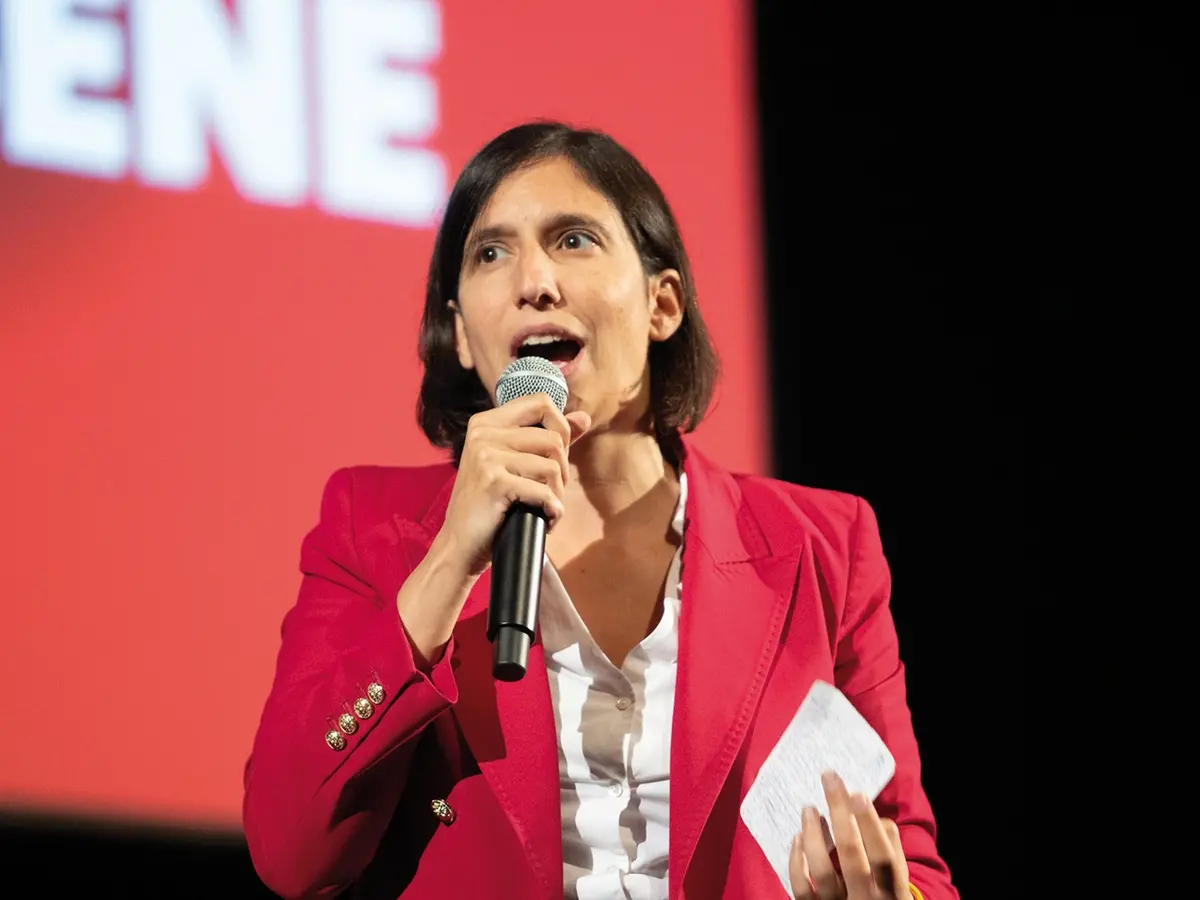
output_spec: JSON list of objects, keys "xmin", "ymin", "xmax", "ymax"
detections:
[{"xmin": 495, "ymin": 356, "xmax": 569, "ymax": 412}]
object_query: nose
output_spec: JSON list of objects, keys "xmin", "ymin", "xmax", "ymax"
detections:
[{"xmin": 514, "ymin": 247, "xmax": 561, "ymax": 310}]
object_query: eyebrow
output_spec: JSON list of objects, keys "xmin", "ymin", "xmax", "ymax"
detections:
[{"xmin": 464, "ymin": 212, "xmax": 612, "ymax": 259}]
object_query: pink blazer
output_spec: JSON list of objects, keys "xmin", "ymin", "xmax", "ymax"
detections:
[{"xmin": 243, "ymin": 444, "xmax": 957, "ymax": 900}]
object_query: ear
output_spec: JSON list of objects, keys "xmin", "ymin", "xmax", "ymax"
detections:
[
  {"xmin": 647, "ymin": 269, "xmax": 684, "ymax": 343},
  {"xmin": 449, "ymin": 300, "xmax": 475, "ymax": 370}
]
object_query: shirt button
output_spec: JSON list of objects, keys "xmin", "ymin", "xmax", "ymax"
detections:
[
  {"xmin": 615, "ymin": 696, "xmax": 632, "ymax": 711},
  {"xmin": 609, "ymin": 782, "xmax": 625, "ymax": 797}
]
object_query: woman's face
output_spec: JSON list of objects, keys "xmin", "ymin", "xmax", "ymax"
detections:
[{"xmin": 452, "ymin": 157, "xmax": 682, "ymax": 430}]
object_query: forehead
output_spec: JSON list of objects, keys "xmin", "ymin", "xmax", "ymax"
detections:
[{"xmin": 474, "ymin": 157, "xmax": 618, "ymax": 228}]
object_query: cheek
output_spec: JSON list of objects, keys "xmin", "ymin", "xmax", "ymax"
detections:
[
  {"xmin": 607, "ymin": 288, "xmax": 653, "ymax": 339},
  {"xmin": 594, "ymin": 307, "xmax": 652, "ymax": 374},
  {"xmin": 579, "ymin": 267, "xmax": 650, "ymax": 325},
  {"xmin": 457, "ymin": 286, "xmax": 511, "ymax": 360},
  {"xmin": 464, "ymin": 327, "xmax": 506, "ymax": 381}
]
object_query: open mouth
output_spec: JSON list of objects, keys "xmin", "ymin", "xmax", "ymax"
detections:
[{"xmin": 515, "ymin": 334, "xmax": 583, "ymax": 367}]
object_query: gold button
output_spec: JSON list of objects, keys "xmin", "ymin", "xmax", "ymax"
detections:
[
  {"xmin": 366, "ymin": 682, "xmax": 385, "ymax": 705},
  {"xmin": 325, "ymin": 730, "xmax": 346, "ymax": 751},
  {"xmin": 431, "ymin": 798, "xmax": 456, "ymax": 825},
  {"xmin": 353, "ymin": 697, "xmax": 374, "ymax": 719},
  {"xmin": 338, "ymin": 713, "xmax": 358, "ymax": 735}
]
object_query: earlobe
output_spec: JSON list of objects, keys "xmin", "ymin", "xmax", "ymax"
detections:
[
  {"xmin": 449, "ymin": 300, "xmax": 475, "ymax": 370},
  {"xmin": 648, "ymin": 270, "xmax": 685, "ymax": 342}
]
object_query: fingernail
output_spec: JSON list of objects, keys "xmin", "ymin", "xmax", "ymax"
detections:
[
  {"xmin": 821, "ymin": 771, "xmax": 841, "ymax": 790},
  {"xmin": 802, "ymin": 806, "xmax": 818, "ymax": 826},
  {"xmin": 852, "ymin": 793, "xmax": 872, "ymax": 813}
]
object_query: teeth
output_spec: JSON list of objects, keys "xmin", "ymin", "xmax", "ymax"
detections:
[{"xmin": 521, "ymin": 334, "xmax": 567, "ymax": 346}]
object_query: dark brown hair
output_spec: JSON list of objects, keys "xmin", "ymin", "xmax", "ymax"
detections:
[{"xmin": 417, "ymin": 121, "xmax": 717, "ymax": 465}]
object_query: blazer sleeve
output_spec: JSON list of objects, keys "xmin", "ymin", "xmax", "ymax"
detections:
[
  {"xmin": 243, "ymin": 468, "xmax": 459, "ymax": 900},
  {"xmin": 834, "ymin": 497, "xmax": 959, "ymax": 900}
]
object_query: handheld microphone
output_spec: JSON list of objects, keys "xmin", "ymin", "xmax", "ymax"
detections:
[{"xmin": 488, "ymin": 356, "xmax": 569, "ymax": 681}]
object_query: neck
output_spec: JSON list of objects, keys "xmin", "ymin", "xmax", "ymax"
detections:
[{"xmin": 566, "ymin": 427, "xmax": 677, "ymax": 520}]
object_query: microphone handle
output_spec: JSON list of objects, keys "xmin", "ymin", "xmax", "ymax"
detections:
[{"xmin": 488, "ymin": 501, "xmax": 547, "ymax": 681}]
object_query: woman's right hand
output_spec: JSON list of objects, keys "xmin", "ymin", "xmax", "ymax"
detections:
[
  {"xmin": 397, "ymin": 393, "xmax": 590, "ymax": 663},
  {"xmin": 439, "ymin": 392, "xmax": 591, "ymax": 578}
]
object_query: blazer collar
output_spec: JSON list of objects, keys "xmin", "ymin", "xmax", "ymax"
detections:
[{"xmin": 679, "ymin": 443, "xmax": 778, "ymax": 562}]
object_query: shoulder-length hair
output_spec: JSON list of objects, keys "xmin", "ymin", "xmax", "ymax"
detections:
[{"xmin": 417, "ymin": 121, "xmax": 718, "ymax": 465}]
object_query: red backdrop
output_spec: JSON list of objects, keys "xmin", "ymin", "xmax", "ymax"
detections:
[{"xmin": 0, "ymin": 0, "xmax": 766, "ymax": 830}]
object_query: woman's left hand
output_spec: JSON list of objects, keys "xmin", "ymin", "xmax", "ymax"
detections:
[{"xmin": 789, "ymin": 771, "xmax": 910, "ymax": 900}]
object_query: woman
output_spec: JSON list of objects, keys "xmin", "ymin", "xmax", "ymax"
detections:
[{"xmin": 243, "ymin": 122, "xmax": 957, "ymax": 900}]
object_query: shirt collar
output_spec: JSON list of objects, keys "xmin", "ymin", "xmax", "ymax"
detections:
[{"xmin": 670, "ymin": 472, "xmax": 688, "ymax": 540}]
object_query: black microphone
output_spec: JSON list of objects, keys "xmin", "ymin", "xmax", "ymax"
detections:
[{"xmin": 488, "ymin": 356, "xmax": 570, "ymax": 681}]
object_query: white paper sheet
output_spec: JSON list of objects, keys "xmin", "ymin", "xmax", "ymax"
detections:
[{"xmin": 739, "ymin": 680, "xmax": 896, "ymax": 895}]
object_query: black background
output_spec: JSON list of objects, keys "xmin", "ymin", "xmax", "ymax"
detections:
[{"xmin": 3, "ymin": 11, "xmax": 1172, "ymax": 898}]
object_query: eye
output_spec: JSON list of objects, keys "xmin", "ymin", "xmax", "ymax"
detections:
[
  {"xmin": 559, "ymin": 231, "xmax": 598, "ymax": 251},
  {"xmin": 477, "ymin": 244, "xmax": 508, "ymax": 265}
]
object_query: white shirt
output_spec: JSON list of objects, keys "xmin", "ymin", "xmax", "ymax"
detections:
[{"xmin": 539, "ymin": 474, "xmax": 687, "ymax": 900}]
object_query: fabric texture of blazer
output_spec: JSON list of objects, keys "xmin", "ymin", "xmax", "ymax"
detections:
[{"xmin": 243, "ymin": 442, "xmax": 958, "ymax": 900}]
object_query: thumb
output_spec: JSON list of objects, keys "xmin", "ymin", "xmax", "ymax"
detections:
[{"xmin": 565, "ymin": 410, "xmax": 592, "ymax": 445}]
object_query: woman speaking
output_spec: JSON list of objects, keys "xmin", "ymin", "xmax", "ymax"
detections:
[{"xmin": 243, "ymin": 122, "xmax": 958, "ymax": 900}]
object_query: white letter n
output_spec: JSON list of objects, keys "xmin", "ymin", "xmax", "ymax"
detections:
[{"xmin": 129, "ymin": 0, "xmax": 306, "ymax": 205}]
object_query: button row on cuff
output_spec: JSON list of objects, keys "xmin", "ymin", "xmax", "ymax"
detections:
[{"xmin": 324, "ymin": 681, "xmax": 386, "ymax": 751}]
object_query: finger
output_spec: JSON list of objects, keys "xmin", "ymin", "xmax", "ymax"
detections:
[
  {"xmin": 486, "ymin": 427, "xmax": 569, "ymax": 485},
  {"xmin": 499, "ymin": 474, "xmax": 564, "ymax": 524},
  {"xmin": 821, "ymin": 772, "xmax": 871, "ymax": 895},
  {"xmin": 564, "ymin": 410, "xmax": 592, "ymax": 445},
  {"xmin": 789, "ymin": 833, "xmax": 816, "ymax": 899},
  {"xmin": 488, "ymin": 393, "xmax": 572, "ymax": 445},
  {"xmin": 880, "ymin": 818, "xmax": 910, "ymax": 891},
  {"xmin": 800, "ymin": 806, "xmax": 842, "ymax": 900},
  {"xmin": 499, "ymin": 450, "xmax": 565, "ymax": 501},
  {"xmin": 851, "ymin": 794, "xmax": 901, "ymax": 893}
]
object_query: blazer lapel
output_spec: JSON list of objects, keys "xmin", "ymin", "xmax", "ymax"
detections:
[
  {"xmin": 405, "ymin": 481, "xmax": 563, "ymax": 900},
  {"xmin": 669, "ymin": 448, "xmax": 803, "ymax": 898},
  {"xmin": 450, "ymin": 577, "xmax": 564, "ymax": 900}
]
